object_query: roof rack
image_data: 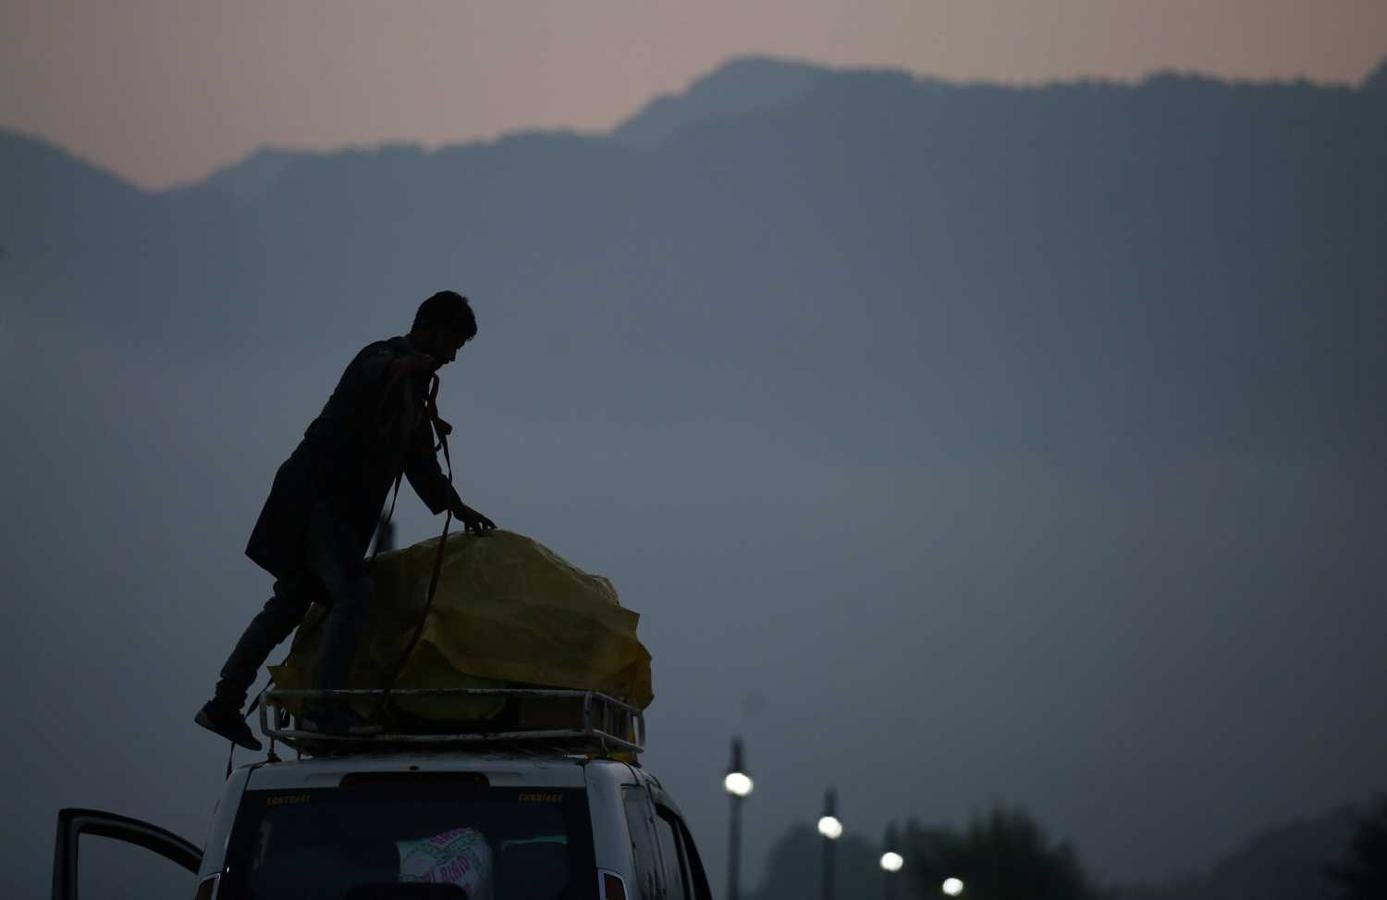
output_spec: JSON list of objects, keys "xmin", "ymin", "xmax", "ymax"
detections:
[{"xmin": 260, "ymin": 687, "xmax": 645, "ymax": 759}]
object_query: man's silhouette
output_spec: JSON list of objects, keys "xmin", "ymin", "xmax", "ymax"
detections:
[{"xmin": 196, "ymin": 290, "xmax": 495, "ymax": 749}]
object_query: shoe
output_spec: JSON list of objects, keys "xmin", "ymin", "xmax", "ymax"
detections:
[{"xmin": 195, "ymin": 699, "xmax": 264, "ymax": 752}]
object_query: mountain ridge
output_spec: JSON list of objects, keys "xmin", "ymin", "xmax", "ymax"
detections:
[
  {"xmin": 0, "ymin": 126, "xmax": 149, "ymax": 201},
  {"xmin": 612, "ymin": 55, "xmax": 837, "ymax": 149},
  {"xmin": 8, "ymin": 52, "xmax": 1383, "ymax": 196},
  {"xmin": 1363, "ymin": 53, "xmax": 1387, "ymax": 93}
]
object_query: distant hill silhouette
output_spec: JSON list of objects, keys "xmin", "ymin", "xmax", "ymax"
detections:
[
  {"xmin": 0, "ymin": 127, "xmax": 151, "ymax": 244},
  {"xmin": 614, "ymin": 56, "xmax": 833, "ymax": 149},
  {"xmin": 1363, "ymin": 54, "xmax": 1387, "ymax": 93},
  {"xmin": 13, "ymin": 55, "xmax": 1385, "ymax": 468},
  {"xmin": 181, "ymin": 146, "xmax": 310, "ymax": 205},
  {"xmin": 8, "ymin": 57, "xmax": 1384, "ymax": 445}
]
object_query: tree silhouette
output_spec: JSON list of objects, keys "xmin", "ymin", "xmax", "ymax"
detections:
[
  {"xmin": 903, "ymin": 806, "xmax": 1099, "ymax": 900},
  {"xmin": 1326, "ymin": 796, "xmax": 1387, "ymax": 899},
  {"xmin": 747, "ymin": 823, "xmax": 884, "ymax": 900}
]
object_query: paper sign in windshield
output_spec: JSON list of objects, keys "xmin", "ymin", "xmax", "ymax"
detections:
[{"xmin": 397, "ymin": 826, "xmax": 493, "ymax": 899}]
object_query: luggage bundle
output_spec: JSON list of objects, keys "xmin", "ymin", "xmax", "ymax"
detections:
[{"xmin": 269, "ymin": 530, "xmax": 653, "ymax": 728}]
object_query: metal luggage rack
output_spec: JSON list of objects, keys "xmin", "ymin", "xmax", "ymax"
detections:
[{"xmin": 260, "ymin": 687, "xmax": 645, "ymax": 758}]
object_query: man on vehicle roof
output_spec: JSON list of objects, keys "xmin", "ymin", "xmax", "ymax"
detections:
[{"xmin": 196, "ymin": 290, "xmax": 496, "ymax": 749}]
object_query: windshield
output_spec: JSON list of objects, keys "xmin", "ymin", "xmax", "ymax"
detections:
[{"xmin": 219, "ymin": 776, "xmax": 597, "ymax": 900}]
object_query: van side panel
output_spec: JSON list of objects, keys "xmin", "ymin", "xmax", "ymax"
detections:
[
  {"xmin": 585, "ymin": 761, "xmax": 640, "ymax": 886},
  {"xmin": 196, "ymin": 764, "xmax": 254, "ymax": 880}
]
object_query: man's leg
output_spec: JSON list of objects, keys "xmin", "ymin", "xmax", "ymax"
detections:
[
  {"xmin": 196, "ymin": 576, "xmax": 315, "ymax": 750},
  {"xmin": 212, "ymin": 576, "xmax": 315, "ymax": 709},
  {"xmin": 312, "ymin": 562, "xmax": 372, "ymax": 694},
  {"xmin": 302, "ymin": 502, "xmax": 375, "ymax": 730}
]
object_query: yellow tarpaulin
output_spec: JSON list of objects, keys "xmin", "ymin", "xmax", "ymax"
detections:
[{"xmin": 269, "ymin": 530, "xmax": 652, "ymax": 721}]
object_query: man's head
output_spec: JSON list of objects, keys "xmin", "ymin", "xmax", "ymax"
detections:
[{"xmin": 409, "ymin": 290, "xmax": 477, "ymax": 367}]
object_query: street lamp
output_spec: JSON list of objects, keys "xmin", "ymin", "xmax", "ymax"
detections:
[
  {"xmin": 880, "ymin": 822, "xmax": 904, "ymax": 900},
  {"xmin": 819, "ymin": 788, "xmax": 842, "ymax": 900},
  {"xmin": 817, "ymin": 814, "xmax": 844, "ymax": 839},
  {"xmin": 724, "ymin": 737, "xmax": 753, "ymax": 900},
  {"xmin": 942, "ymin": 876, "xmax": 965, "ymax": 896}
]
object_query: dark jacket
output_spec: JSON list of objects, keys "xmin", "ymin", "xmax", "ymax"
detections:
[{"xmin": 246, "ymin": 336, "xmax": 459, "ymax": 578}]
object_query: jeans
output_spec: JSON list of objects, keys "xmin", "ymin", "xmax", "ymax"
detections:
[{"xmin": 215, "ymin": 501, "xmax": 373, "ymax": 708}]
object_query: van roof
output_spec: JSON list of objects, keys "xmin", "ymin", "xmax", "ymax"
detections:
[{"xmin": 244, "ymin": 752, "xmax": 631, "ymax": 791}]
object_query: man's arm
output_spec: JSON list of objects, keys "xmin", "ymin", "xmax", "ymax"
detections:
[
  {"xmin": 403, "ymin": 425, "xmax": 454, "ymax": 515},
  {"xmin": 404, "ymin": 427, "xmax": 496, "ymax": 534}
]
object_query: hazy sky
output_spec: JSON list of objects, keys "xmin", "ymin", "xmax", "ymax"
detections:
[{"xmin": 2, "ymin": 0, "xmax": 1385, "ymax": 188}]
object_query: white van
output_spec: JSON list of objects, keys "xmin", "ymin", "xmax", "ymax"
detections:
[{"xmin": 53, "ymin": 689, "xmax": 713, "ymax": 900}]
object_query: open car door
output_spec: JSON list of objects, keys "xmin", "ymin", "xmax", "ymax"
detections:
[{"xmin": 52, "ymin": 807, "xmax": 203, "ymax": 900}]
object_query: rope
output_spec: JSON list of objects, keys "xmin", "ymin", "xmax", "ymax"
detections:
[
  {"xmin": 226, "ymin": 680, "xmax": 271, "ymax": 778},
  {"xmin": 376, "ymin": 371, "xmax": 455, "ymax": 720}
]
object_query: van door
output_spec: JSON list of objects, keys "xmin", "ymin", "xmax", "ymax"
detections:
[
  {"xmin": 651, "ymin": 806, "xmax": 689, "ymax": 900},
  {"xmin": 652, "ymin": 805, "xmax": 712, "ymax": 900},
  {"xmin": 52, "ymin": 807, "xmax": 204, "ymax": 900}
]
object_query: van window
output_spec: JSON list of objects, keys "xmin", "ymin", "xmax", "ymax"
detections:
[
  {"xmin": 219, "ymin": 780, "xmax": 596, "ymax": 899},
  {"xmin": 621, "ymin": 786, "xmax": 660, "ymax": 900},
  {"xmin": 653, "ymin": 809, "xmax": 689, "ymax": 900}
]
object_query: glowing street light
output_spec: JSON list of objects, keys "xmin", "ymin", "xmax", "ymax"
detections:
[
  {"xmin": 942, "ymin": 876, "xmax": 965, "ymax": 896},
  {"xmin": 820, "ymin": 788, "xmax": 841, "ymax": 900},
  {"xmin": 880, "ymin": 822, "xmax": 904, "ymax": 900},
  {"xmin": 724, "ymin": 771, "xmax": 754, "ymax": 798},
  {"xmin": 725, "ymin": 738, "xmax": 752, "ymax": 900}
]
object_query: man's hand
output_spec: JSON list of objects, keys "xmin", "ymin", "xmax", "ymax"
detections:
[{"xmin": 452, "ymin": 501, "xmax": 497, "ymax": 535}]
